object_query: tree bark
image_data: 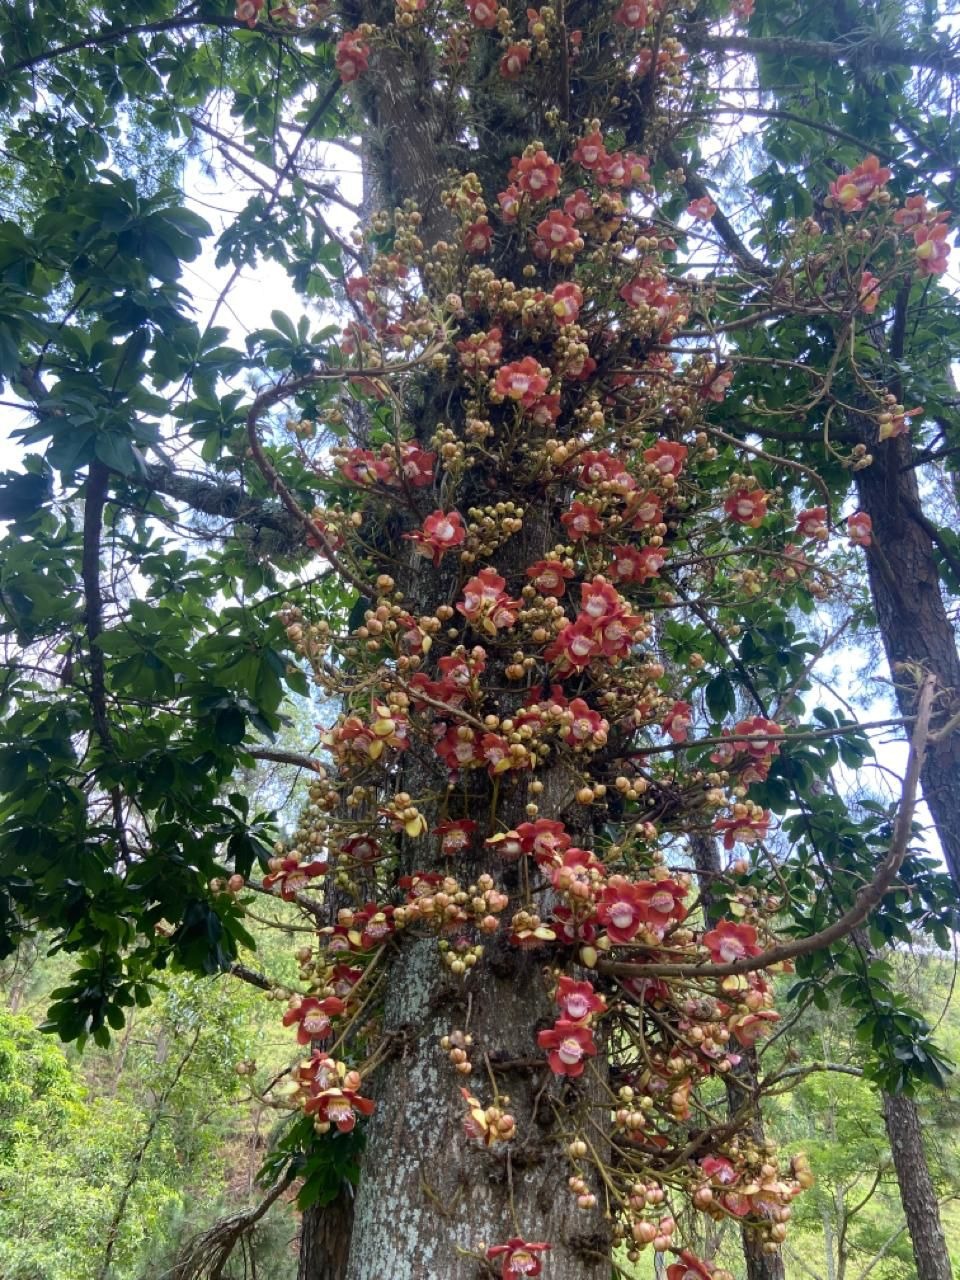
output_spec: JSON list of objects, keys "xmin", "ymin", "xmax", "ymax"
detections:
[
  {"xmin": 853, "ymin": 426, "xmax": 960, "ymax": 893},
  {"xmin": 299, "ymin": 1195, "xmax": 356, "ymax": 1280},
  {"xmin": 881, "ymin": 1090, "xmax": 954, "ymax": 1280}
]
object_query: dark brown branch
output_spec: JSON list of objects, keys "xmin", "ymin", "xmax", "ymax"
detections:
[
  {"xmin": 2, "ymin": 11, "xmax": 332, "ymax": 78},
  {"xmin": 602, "ymin": 675, "xmax": 936, "ymax": 981},
  {"xmin": 684, "ymin": 33, "xmax": 960, "ymax": 76}
]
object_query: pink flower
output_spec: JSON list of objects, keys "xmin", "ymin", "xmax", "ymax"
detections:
[
  {"xmin": 564, "ymin": 188, "xmax": 595, "ymax": 221},
  {"xmin": 828, "ymin": 154, "xmax": 891, "ymax": 213},
  {"xmin": 335, "ymin": 31, "xmax": 370, "ymax": 82},
  {"xmin": 536, "ymin": 211, "xmax": 581, "ymax": 257},
  {"xmin": 515, "ymin": 149, "xmax": 561, "ymax": 201},
  {"xmin": 573, "ymin": 130, "xmax": 608, "ymax": 170},
  {"xmin": 525, "ymin": 558, "xmax": 574, "ymax": 596},
  {"xmin": 457, "ymin": 568, "xmax": 520, "ymax": 633},
  {"xmin": 714, "ymin": 810, "xmax": 771, "ymax": 849},
  {"xmin": 606, "ymin": 544, "xmax": 668, "ymax": 584},
  {"xmin": 405, "ymin": 510, "xmax": 466, "ymax": 565},
  {"xmin": 614, "ymin": 0, "xmax": 648, "ymax": 27},
  {"xmin": 493, "ymin": 357, "xmax": 551, "ymax": 407},
  {"xmin": 560, "ymin": 501, "xmax": 603, "ymax": 540},
  {"xmin": 661, "ymin": 700, "xmax": 693, "ymax": 742},
  {"xmin": 434, "ymin": 819, "xmax": 477, "ymax": 856},
  {"xmin": 703, "ymin": 920, "xmax": 761, "ymax": 964},
  {"xmin": 847, "ymin": 512, "xmax": 873, "ymax": 547},
  {"xmin": 552, "ymin": 281, "xmax": 584, "ymax": 323},
  {"xmin": 858, "ymin": 269, "xmax": 881, "ymax": 313},
  {"xmin": 499, "ymin": 42, "xmax": 531, "ymax": 78},
  {"xmin": 687, "ymin": 196, "xmax": 717, "ymax": 221},
  {"xmin": 487, "ymin": 1238, "xmax": 552, "ymax": 1279},
  {"xmin": 282, "ymin": 995, "xmax": 346, "ymax": 1045},
  {"xmin": 724, "ymin": 487, "xmax": 769, "ymax": 527},
  {"xmin": 537, "ymin": 1019, "xmax": 597, "ymax": 1077},
  {"xmin": 465, "ymin": 0, "xmax": 498, "ymax": 28},
  {"xmin": 597, "ymin": 879, "xmax": 649, "ymax": 943},
  {"xmin": 913, "ymin": 222, "xmax": 950, "ymax": 275},
  {"xmin": 643, "ymin": 439, "xmax": 688, "ymax": 478},
  {"xmin": 556, "ymin": 976, "xmax": 606, "ymax": 1022},
  {"xmin": 797, "ymin": 506, "xmax": 828, "ymax": 540},
  {"xmin": 463, "ymin": 219, "xmax": 493, "ymax": 254}
]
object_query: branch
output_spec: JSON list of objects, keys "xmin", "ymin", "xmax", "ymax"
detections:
[
  {"xmin": 684, "ymin": 33, "xmax": 960, "ymax": 76},
  {"xmin": 601, "ymin": 675, "xmax": 936, "ymax": 981},
  {"xmin": 2, "ymin": 11, "xmax": 332, "ymax": 78},
  {"xmin": 661, "ymin": 143, "xmax": 772, "ymax": 277},
  {"xmin": 246, "ymin": 747, "xmax": 327, "ymax": 773}
]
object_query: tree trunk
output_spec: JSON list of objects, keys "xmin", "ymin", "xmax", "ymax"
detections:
[
  {"xmin": 853, "ymin": 428, "xmax": 960, "ymax": 893},
  {"xmin": 882, "ymin": 1090, "xmax": 954, "ymax": 1280},
  {"xmin": 299, "ymin": 1196, "xmax": 355, "ymax": 1280},
  {"xmin": 690, "ymin": 835, "xmax": 785, "ymax": 1280}
]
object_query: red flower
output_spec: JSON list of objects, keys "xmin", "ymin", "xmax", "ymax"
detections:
[
  {"xmin": 397, "ymin": 443, "xmax": 436, "ymax": 487},
  {"xmin": 701, "ymin": 1155, "xmax": 738, "ymax": 1186},
  {"xmin": 847, "ymin": 512, "xmax": 872, "ymax": 547},
  {"xmin": 494, "ymin": 357, "xmax": 551, "ymax": 407},
  {"xmin": 465, "ymin": 0, "xmax": 499, "ymax": 27},
  {"xmin": 606, "ymin": 544, "xmax": 668, "ymax": 584},
  {"xmin": 701, "ymin": 365, "xmax": 732, "ymax": 402},
  {"xmin": 733, "ymin": 716, "xmax": 783, "ymax": 761},
  {"xmin": 434, "ymin": 819, "xmax": 477, "ymax": 856},
  {"xmin": 724, "ymin": 487, "xmax": 769, "ymax": 527},
  {"xmin": 516, "ymin": 818, "xmax": 570, "ymax": 864},
  {"xmin": 457, "ymin": 567, "xmax": 519, "ymax": 633},
  {"xmin": 304, "ymin": 1086, "xmax": 375, "ymax": 1133},
  {"xmin": 913, "ymin": 222, "xmax": 950, "ymax": 275},
  {"xmin": 572, "ymin": 130, "xmax": 607, "ymax": 170},
  {"xmin": 597, "ymin": 879, "xmax": 649, "ymax": 943},
  {"xmin": 340, "ymin": 834, "xmax": 381, "ymax": 863},
  {"xmin": 687, "ymin": 196, "xmax": 717, "ymax": 221},
  {"xmin": 563, "ymin": 697, "xmax": 609, "ymax": 749},
  {"xmin": 661, "ymin": 700, "xmax": 693, "ymax": 742},
  {"xmin": 499, "ymin": 42, "xmax": 531, "ymax": 78},
  {"xmin": 515, "ymin": 149, "xmax": 561, "ymax": 201},
  {"xmin": 552, "ymin": 281, "xmax": 584, "ymax": 323},
  {"xmin": 263, "ymin": 858, "xmax": 327, "ymax": 899},
  {"xmin": 622, "ymin": 151, "xmax": 650, "ymax": 185},
  {"xmin": 729, "ymin": 1009, "xmax": 780, "ymax": 1046},
  {"xmin": 561, "ymin": 500, "xmax": 603, "ymax": 539},
  {"xmin": 556, "ymin": 976, "xmax": 606, "ymax": 1022},
  {"xmin": 634, "ymin": 878, "xmax": 689, "ymax": 928},
  {"xmin": 282, "ymin": 995, "xmax": 346, "ymax": 1045},
  {"xmin": 858, "ymin": 269, "xmax": 881, "ymax": 313},
  {"xmin": 714, "ymin": 809, "xmax": 771, "ymax": 849},
  {"xmin": 545, "ymin": 617, "xmax": 603, "ymax": 671},
  {"xmin": 526, "ymin": 558, "xmax": 574, "ymax": 596},
  {"xmin": 340, "ymin": 447, "xmax": 393, "ymax": 486},
  {"xmin": 537, "ymin": 1019, "xmax": 597, "ymax": 1077},
  {"xmin": 703, "ymin": 920, "xmax": 761, "ymax": 964},
  {"xmin": 579, "ymin": 577, "xmax": 624, "ymax": 624},
  {"xmin": 828, "ymin": 154, "xmax": 891, "ymax": 213},
  {"xmin": 643, "ymin": 439, "xmax": 688, "ymax": 478},
  {"xmin": 666, "ymin": 1252, "xmax": 714, "ymax": 1280},
  {"xmin": 487, "ymin": 1238, "xmax": 552, "ymax": 1279},
  {"xmin": 457, "ymin": 326, "xmax": 503, "ymax": 372},
  {"xmin": 797, "ymin": 506, "xmax": 828, "ymax": 540},
  {"xmin": 436, "ymin": 725, "xmax": 482, "ymax": 771},
  {"xmin": 405, "ymin": 510, "xmax": 466, "ymax": 565},
  {"xmin": 626, "ymin": 490, "xmax": 663, "ymax": 527},
  {"xmin": 564, "ymin": 188, "xmax": 595, "ymax": 221},
  {"xmin": 498, "ymin": 184, "xmax": 522, "ymax": 222},
  {"xmin": 463, "ymin": 219, "xmax": 493, "ymax": 254},
  {"xmin": 598, "ymin": 150, "xmax": 629, "ymax": 187},
  {"xmin": 480, "ymin": 733, "xmax": 520, "ymax": 776},
  {"xmin": 614, "ymin": 0, "xmax": 648, "ymax": 26},
  {"xmin": 235, "ymin": 0, "xmax": 263, "ymax": 27},
  {"xmin": 335, "ymin": 31, "xmax": 370, "ymax": 82},
  {"xmin": 537, "ymin": 211, "xmax": 580, "ymax": 256}
]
